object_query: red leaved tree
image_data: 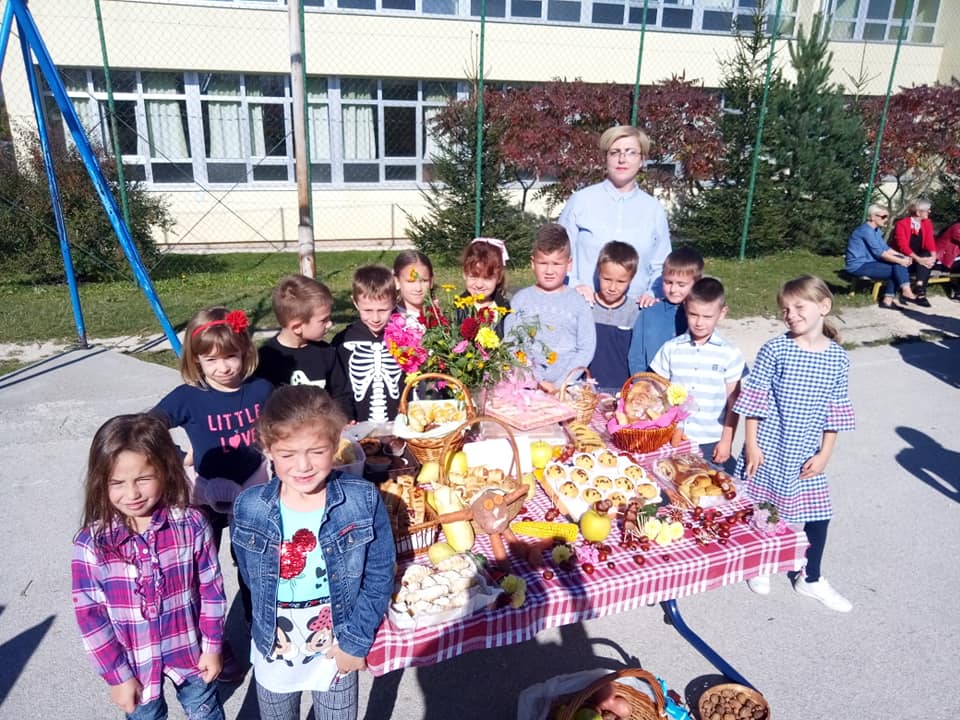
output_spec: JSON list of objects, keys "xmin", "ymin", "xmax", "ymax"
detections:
[{"xmin": 860, "ymin": 81, "xmax": 960, "ymax": 218}]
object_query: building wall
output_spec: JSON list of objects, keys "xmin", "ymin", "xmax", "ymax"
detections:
[{"xmin": 1, "ymin": 0, "xmax": 950, "ymax": 249}]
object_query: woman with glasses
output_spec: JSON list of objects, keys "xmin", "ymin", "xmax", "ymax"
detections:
[
  {"xmin": 844, "ymin": 204, "xmax": 917, "ymax": 309},
  {"xmin": 558, "ymin": 125, "xmax": 671, "ymax": 309},
  {"xmin": 891, "ymin": 198, "xmax": 937, "ymax": 307}
]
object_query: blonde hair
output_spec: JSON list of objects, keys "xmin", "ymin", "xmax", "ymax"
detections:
[
  {"xmin": 258, "ymin": 385, "xmax": 347, "ymax": 450},
  {"xmin": 180, "ymin": 307, "xmax": 258, "ymax": 387},
  {"xmin": 79, "ymin": 414, "xmax": 190, "ymax": 540},
  {"xmin": 777, "ymin": 275, "xmax": 839, "ymax": 342},
  {"xmin": 272, "ymin": 275, "xmax": 333, "ymax": 327},
  {"xmin": 599, "ymin": 125, "xmax": 651, "ymax": 156}
]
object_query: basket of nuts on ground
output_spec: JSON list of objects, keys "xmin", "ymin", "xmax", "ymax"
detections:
[{"xmin": 698, "ymin": 683, "xmax": 769, "ymax": 720}]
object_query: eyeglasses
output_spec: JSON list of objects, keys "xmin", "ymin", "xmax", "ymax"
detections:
[
  {"xmin": 876, "ymin": 214, "xmax": 889, "ymax": 219},
  {"xmin": 607, "ymin": 149, "xmax": 642, "ymax": 160}
]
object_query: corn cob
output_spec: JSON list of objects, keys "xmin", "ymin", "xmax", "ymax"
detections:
[{"xmin": 510, "ymin": 520, "xmax": 579, "ymax": 543}]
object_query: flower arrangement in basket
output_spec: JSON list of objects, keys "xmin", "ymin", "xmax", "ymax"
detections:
[
  {"xmin": 606, "ymin": 373, "xmax": 693, "ymax": 454},
  {"xmin": 384, "ymin": 285, "xmax": 545, "ymax": 390}
]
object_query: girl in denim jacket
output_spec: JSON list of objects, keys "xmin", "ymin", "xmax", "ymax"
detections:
[{"xmin": 232, "ymin": 386, "xmax": 395, "ymax": 720}]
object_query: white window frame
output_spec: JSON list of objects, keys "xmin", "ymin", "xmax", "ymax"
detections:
[{"xmin": 827, "ymin": 0, "xmax": 939, "ymax": 44}]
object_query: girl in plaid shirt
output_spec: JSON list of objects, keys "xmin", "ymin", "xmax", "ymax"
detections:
[{"xmin": 71, "ymin": 414, "xmax": 227, "ymax": 719}]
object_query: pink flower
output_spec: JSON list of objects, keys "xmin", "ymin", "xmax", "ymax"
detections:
[{"xmin": 452, "ymin": 340, "xmax": 469, "ymax": 354}]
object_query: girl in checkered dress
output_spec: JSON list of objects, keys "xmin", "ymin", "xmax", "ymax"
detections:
[{"xmin": 734, "ymin": 276, "xmax": 856, "ymax": 612}]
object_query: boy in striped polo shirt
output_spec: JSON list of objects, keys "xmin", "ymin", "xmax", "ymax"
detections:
[{"xmin": 650, "ymin": 277, "xmax": 746, "ymax": 469}]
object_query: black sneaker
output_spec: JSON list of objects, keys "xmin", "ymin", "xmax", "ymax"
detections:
[{"xmin": 913, "ymin": 296, "xmax": 932, "ymax": 308}]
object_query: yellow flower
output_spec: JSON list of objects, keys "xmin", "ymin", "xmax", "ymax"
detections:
[
  {"xmin": 495, "ymin": 305, "xmax": 512, "ymax": 316},
  {"xmin": 440, "ymin": 283, "xmax": 456, "ymax": 292},
  {"xmin": 452, "ymin": 296, "xmax": 469, "ymax": 310},
  {"xmin": 515, "ymin": 350, "xmax": 527, "ymax": 364},
  {"xmin": 475, "ymin": 327, "xmax": 500, "ymax": 350},
  {"xmin": 546, "ymin": 351, "xmax": 558, "ymax": 365},
  {"xmin": 666, "ymin": 383, "xmax": 688, "ymax": 406},
  {"xmin": 407, "ymin": 267, "xmax": 420, "ymax": 282}
]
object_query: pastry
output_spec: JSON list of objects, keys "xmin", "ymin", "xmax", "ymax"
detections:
[
  {"xmin": 636, "ymin": 483, "xmax": 658, "ymax": 500},
  {"xmin": 614, "ymin": 476, "xmax": 634, "ymax": 492},
  {"xmin": 573, "ymin": 453, "xmax": 595, "ymax": 470},
  {"xmin": 570, "ymin": 467, "xmax": 591, "ymax": 485},
  {"xmin": 655, "ymin": 459, "xmax": 676, "ymax": 482},
  {"xmin": 608, "ymin": 491, "xmax": 628, "ymax": 507},
  {"xmin": 594, "ymin": 475, "xmax": 612, "ymax": 491},
  {"xmin": 625, "ymin": 464, "xmax": 647, "ymax": 482},
  {"xmin": 596, "ymin": 450, "xmax": 618, "ymax": 468},
  {"xmin": 559, "ymin": 481, "xmax": 579, "ymax": 498},
  {"xmin": 545, "ymin": 463, "xmax": 567, "ymax": 481},
  {"xmin": 581, "ymin": 487, "xmax": 602, "ymax": 503}
]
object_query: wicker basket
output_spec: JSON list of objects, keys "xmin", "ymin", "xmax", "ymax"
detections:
[
  {"xmin": 398, "ymin": 373, "xmax": 476, "ymax": 464},
  {"xmin": 611, "ymin": 372, "xmax": 677, "ymax": 455},
  {"xmin": 558, "ymin": 366, "xmax": 600, "ymax": 425},
  {"xmin": 378, "ymin": 479, "xmax": 440, "ymax": 560},
  {"xmin": 555, "ymin": 668, "xmax": 667, "ymax": 720},
  {"xmin": 436, "ymin": 414, "xmax": 529, "ymax": 532},
  {"xmin": 698, "ymin": 683, "xmax": 769, "ymax": 720}
]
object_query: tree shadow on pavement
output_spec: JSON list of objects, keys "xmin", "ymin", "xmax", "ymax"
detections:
[
  {"xmin": 0, "ymin": 607, "xmax": 54, "ymax": 709},
  {"xmin": 894, "ymin": 427, "xmax": 960, "ymax": 503}
]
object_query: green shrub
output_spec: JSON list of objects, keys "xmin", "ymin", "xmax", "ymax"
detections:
[{"xmin": 0, "ymin": 132, "xmax": 172, "ymax": 283}]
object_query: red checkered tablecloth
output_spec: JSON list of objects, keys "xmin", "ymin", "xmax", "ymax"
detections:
[{"xmin": 366, "ymin": 440, "xmax": 808, "ymax": 676}]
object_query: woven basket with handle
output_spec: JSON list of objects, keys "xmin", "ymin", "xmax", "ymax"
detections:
[
  {"xmin": 398, "ymin": 373, "xmax": 476, "ymax": 464},
  {"xmin": 558, "ymin": 365, "xmax": 600, "ymax": 425},
  {"xmin": 611, "ymin": 372, "xmax": 677, "ymax": 455},
  {"xmin": 555, "ymin": 667, "xmax": 668, "ymax": 720}
]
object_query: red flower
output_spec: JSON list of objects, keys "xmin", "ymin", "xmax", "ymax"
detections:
[
  {"xmin": 224, "ymin": 309, "xmax": 249, "ymax": 334},
  {"xmin": 422, "ymin": 302, "xmax": 448, "ymax": 329},
  {"xmin": 459, "ymin": 316, "xmax": 480, "ymax": 340},
  {"xmin": 477, "ymin": 306, "xmax": 496, "ymax": 325}
]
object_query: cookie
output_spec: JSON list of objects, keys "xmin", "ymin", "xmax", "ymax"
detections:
[
  {"xmin": 608, "ymin": 491, "xmax": 628, "ymax": 507},
  {"xmin": 594, "ymin": 475, "xmax": 613, "ymax": 491},
  {"xmin": 559, "ymin": 481, "xmax": 578, "ymax": 498},
  {"xmin": 625, "ymin": 464, "xmax": 647, "ymax": 482},
  {"xmin": 581, "ymin": 486, "xmax": 602, "ymax": 503},
  {"xmin": 573, "ymin": 453, "xmax": 595, "ymax": 470},
  {"xmin": 596, "ymin": 450, "xmax": 618, "ymax": 468},
  {"xmin": 636, "ymin": 483, "xmax": 658, "ymax": 500},
  {"xmin": 570, "ymin": 467, "xmax": 591, "ymax": 485},
  {"xmin": 545, "ymin": 463, "xmax": 567, "ymax": 481},
  {"xmin": 614, "ymin": 476, "xmax": 635, "ymax": 492}
]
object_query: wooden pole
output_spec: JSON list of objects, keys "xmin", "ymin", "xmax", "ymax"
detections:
[{"xmin": 289, "ymin": 0, "xmax": 315, "ymax": 277}]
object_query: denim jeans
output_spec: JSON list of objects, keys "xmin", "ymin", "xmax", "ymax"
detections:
[
  {"xmin": 850, "ymin": 260, "xmax": 909, "ymax": 298},
  {"xmin": 255, "ymin": 671, "xmax": 358, "ymax": 720},
  {"xmin": 127, "ymin": 674, "xmax": 223, "ymax": 720}
]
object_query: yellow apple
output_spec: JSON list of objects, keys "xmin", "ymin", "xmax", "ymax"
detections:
[
  {"xmin": 427, "ymin": 541, "xmax": 457, "ymax": 566},
  {"xmin": 448, "ymin": 450, "xmax": 469, "ymax": 476},
  {"xmin": 579, "ymin": 508, "xmax": 612, "ymax": 543},
  {"xmin": 416, "ymin": 460, "xmax": 440, "ymax": 485}
]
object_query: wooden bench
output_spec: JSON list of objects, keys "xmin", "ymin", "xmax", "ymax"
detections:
[{"xmin": 839, "ymin": 269, "xmax": 959, "ymax": 301}]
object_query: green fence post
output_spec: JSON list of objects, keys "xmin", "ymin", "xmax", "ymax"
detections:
[
  {"xmin": 474, "ymin": 0, "xmax": 487, "ymax": 239},
  {"xmin": 738, "ymin": 0, "xmax": 784, "ymax": 261},
  {"xmin": 92, "ymin": 0, "xmax": 131, "ymax": 230},
  {"xmin": 630, "ymin": 0, "xmax": 650, "ymax": 127},
  {"xmin": 860, "ymin": 0, "xmax": 913, "ymax": 221}
]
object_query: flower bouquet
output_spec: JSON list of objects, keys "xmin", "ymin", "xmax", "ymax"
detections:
[{"xmin": 749, "ymin": 502, "xmax": 788, "ymax": 537}]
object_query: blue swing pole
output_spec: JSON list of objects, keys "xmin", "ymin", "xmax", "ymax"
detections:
[
  {"xmin": 9, "ymin": 0, "xmax": 182, "ymax": 355},
  {"xmin": 0, "ymin": 1, "xmax": 14, "ymax": 77},
  {"xmin": 17, "ymin": 26, "xmax": 88, "ymax": 347}
]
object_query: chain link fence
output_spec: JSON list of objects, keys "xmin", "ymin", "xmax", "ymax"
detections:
[{"xmin": 0, "ymin": 0, "xmax": 955, "ymax": 350}]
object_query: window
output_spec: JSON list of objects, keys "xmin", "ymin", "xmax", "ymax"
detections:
[{"xmin": 829, "ymin": 0, "xmax": 939, "ymax": 43}]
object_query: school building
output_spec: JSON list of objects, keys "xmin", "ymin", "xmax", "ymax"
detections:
[{"xmin": 1, "ymin": 0, "xmax": 956, "ymax": 251}]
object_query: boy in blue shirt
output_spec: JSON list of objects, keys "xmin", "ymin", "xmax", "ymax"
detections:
[
  {"xmin": 628, "ymin": 247, "xmax": 703, "ymax": 374},
  {"xmin": 589, "ymin": 241, "xmax": 640, "ymax": 394},
  {"xmin": 649, "ymin": 277, "xmax": 745, "ymax": 469},
  {"xmin": 505, "ymin": 224, "xmax": 596, "ymax": 392}
]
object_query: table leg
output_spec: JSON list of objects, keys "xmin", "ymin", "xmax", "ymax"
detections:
[{"xmin": 661, "ymin": 599, "xmax": 755, "ymax": 689}]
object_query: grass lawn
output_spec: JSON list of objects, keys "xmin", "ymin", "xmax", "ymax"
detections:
[{"xmin": 0, "ymin": 249, "xmax": 874, "ymax": 346}]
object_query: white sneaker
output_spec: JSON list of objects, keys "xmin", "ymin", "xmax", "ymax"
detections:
[
  {"xmin": 746, "ymin": 575, "xmax": 771, "ymax": 595},
  {"xmin": 793, "ymin": 576, "xmax": 853, "ymax": 612}
]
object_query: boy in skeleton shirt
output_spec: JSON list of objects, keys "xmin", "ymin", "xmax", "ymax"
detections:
[{"xmin": 330, "ymin": 265, "xmax": 405, "ymax": 423}]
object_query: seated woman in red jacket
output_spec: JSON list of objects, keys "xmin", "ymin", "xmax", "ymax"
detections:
[
  {"xmin": 935, "ymin": 222, "xmax": 960, "ymax": 300},
  {"xmin": 892, "ymin": 198, "xmax": 936, "ymax": 307}
]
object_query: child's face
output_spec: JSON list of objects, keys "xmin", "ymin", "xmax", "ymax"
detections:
[
  {"xmin": 531, "ymin": 250, "xmax": 571, "ymax": 293},
  {"xmin": 353, "ymin": 295, "xmax": 394, "ymax": 334},
  {"xmin": 294, "ymin": 305, "xmax": 333, "ymax": 343},
  {"xmin": 662, "ymin": 271, "xmax": 696, "ymax": 305},
  {"xmin": 684, "ymin": 298, "xmax": 727, "ymax": 343},
  {"xmin": 267, "ymin": 426, "xmax": 336, "ymax": 499},
  {"xmin": 396, "ymin": 262, "xmax": 433, "ymax": 310},
  {"xmin": 463, "ymin": 270, "xmax": 501, "ymax": 301},
  {"xmin": 109, "ymin": 451, "xmax": 162, "ymax": 533},
  {"xmin": 780, "ymin": 294, "xmax": 830, "ymax": 338},
  {"xmin": 596, "ymin": 261, "xmax": 634, "ymax": 306},
  {"xmin": 198, "ymin": 351, "xmax": 244, "ymax": 391}
]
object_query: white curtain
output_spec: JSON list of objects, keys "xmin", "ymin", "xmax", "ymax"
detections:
[
  {"xmin": 423, "ymin": 107, "xmax": 440, "ymax": 160},
  {"xmin": 248, "ymin": 104, "xmax": 266, "ymax": 156},
  {"xmin": 342, "ymin": 105, "xmax": 376, "ymax": 160},
  {"xmin": 206, "ymin": 102, "xmax": 243, "ymax": 159},
  {"xmin": 146, "ymin": 100, "xmax": 188, "ymax": 159},
  {"xmin": 69, "ymin": 98, "xmax": 101, "ymax": 150},
  {"xmin": 308, "ymin": 104, "xmax": 331, "ymax": 160}
]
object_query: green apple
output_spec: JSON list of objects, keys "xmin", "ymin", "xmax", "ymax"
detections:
[
  {"xmin": 427, "ymin": 541, "xmax": 456, "ymax": 566},
  {"xmin": 573, "ymin": 708, "xmax": 602, "ymax": 720}
]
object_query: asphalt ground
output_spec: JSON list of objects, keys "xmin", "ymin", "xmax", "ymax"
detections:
[{"xmin": 0, "ymin": 334, "xmax": 957, "ymax": 720}]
